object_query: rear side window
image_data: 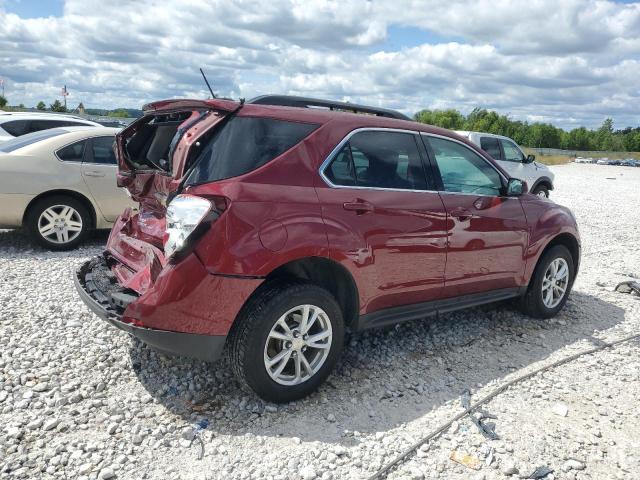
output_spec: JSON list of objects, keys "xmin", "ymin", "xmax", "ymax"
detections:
[
  {"xmin": 1, "ymin": 120, "xmax": 29, "ymax": 137},
  {"xmin": 0, "ymin": 128, "xmax": 67, "ymax": 153},
  {"xmin": 185, "ymin": 117, "xmax": 318, "ymax": 185},
  {"xmin": 57, "ymin": 141, "xmax": 86, "ymax": 162},
  {"xmin": 480, "ymin": 137, "xmax": 502, "ymax": 160},
  {"xmin": 324, "ymin": 130, "xmax": 428, "ymax": 191},
  {"xmin": 89, "ymin": 136, "xmax": 116, "ymax": 164}
]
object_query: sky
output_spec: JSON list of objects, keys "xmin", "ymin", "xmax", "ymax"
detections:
[{"xmin": 0, "ymin": 0, "xmax": 639, "ymax": 129}]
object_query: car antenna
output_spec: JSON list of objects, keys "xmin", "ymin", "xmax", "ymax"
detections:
[{"xmin": 199, "ymin": 68, "xmax": 216, "ymax": 99}]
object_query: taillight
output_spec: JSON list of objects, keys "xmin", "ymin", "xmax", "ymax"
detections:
[{"xmin": 164, "ymin": 194, "xmax": 221, "ymax": 259}]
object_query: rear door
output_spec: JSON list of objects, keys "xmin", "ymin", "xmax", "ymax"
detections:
[
  {"xmin": 81, "ymin": 135, "xmax": 131, "ymax": 222},
  {"xmin": 422, "ymin": 134, "xmax": 529, "ymax": 297},
  {"xmin": 317, "ymin": 129, "xmax": 448, "ymax": 314}
]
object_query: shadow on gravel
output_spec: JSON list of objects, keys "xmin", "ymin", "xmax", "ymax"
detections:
[
  {"xmin": 0, "ymin": 228, "xmax": 109, "ymax": 258},
  {"xmin": 129, "ymin": 290, "xmax": 625, "ymax": 444}
]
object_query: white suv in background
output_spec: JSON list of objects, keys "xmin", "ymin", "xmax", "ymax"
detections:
[
  {"xmin": 0, "ymin": 112, "xmax": 101, "ymax": 143},
  {"xmin": 455, "ymin": 131, "xmax": 554, "ymax": 197}
]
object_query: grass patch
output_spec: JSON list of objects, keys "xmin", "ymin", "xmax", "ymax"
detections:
[{"xmin": 522, "ymin": 148, "xmax": 640, "ymax": 166}]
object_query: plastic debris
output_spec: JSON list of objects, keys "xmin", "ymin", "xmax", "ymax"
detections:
[
  {"xmin": 551, "ymin": 403, "xmax": 569, "ymax": 417},
  {"xmin": 189, "ymin": 419, "xmax": 210, "ymax": 460},
  {"xmin": 449, "ymin": 450, "xmax": 481, "ymax": 470},
  {"xmin": 460, "ymin": 390, "xmax": 499, "ymax": 440},
  {"xmin": 528, "ymin": 466, "xmax": 554, "ymax": 479},
  {"xmin": 615, "ymin": 281, "xmax": 640, "ymax": 296}
]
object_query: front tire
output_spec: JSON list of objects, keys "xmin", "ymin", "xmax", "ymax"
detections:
[
  {"xmin": 520, "ymin": 245, "xmax": 574, "ymax": 318},
  {"xmin": 227, "ymin": 281, "xmax": 345, "ymax": 403},
  {"xmin": 25, "ymin": 195, "xmax": 91, "ymax": 251},
  {"xmin": 532, "ymin": 184, "xmax": 550, "ymax": 198}
]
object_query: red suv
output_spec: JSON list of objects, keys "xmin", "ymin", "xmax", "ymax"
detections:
[{"xmin": 75, "ymin": 96, "xmax": 580, "ymax": 402}]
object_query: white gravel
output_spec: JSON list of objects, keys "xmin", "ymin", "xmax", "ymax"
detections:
[{"xmin": 1, "ymin": 164, "xmax": 639, "ymax": 480}]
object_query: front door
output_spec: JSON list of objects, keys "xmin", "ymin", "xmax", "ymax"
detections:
[
  {"xmin": 422, "ymin": 134, "xmax": 529, "ymax": 297},
  {"xmin": 316, "ymin": 129, "xmax": 448, "ymax": 314},
  {"xmin": 81, "ymin": 136, "xmax": 132, "ymax": 222}
]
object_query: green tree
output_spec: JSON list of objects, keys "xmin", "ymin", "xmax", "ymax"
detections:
[
  {"xmin": 107, "ymin": 109, "xmax": 129, "ymax": 118},
  {"xmin": 0, "ymin": 95, "xmax": 7, "ymax": 109},
  {"xmin": 413, "ymin": 106, "xmax": 635, "ymax": 152},
  {"xmin": 595, "ymin": 118, "xmax": 614, "ymax": 150},
  {"xmin": 36, "ymin": 101, "xmax": 46, "ymax": 111},
  {"xmin": 50, "ymin": 100, "xmax": 67, "ymax": 112}
]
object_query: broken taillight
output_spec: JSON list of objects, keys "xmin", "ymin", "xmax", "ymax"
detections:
[{"xmin": 163, "ymin": 194, "xmax": 226, "ymax": 260}]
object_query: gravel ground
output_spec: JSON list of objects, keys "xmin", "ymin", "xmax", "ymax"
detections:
[{"xmin": 1, "ymin": 164, "xmax": 639, "ymax": 480}]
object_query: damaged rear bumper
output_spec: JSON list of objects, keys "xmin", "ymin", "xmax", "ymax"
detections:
[{"xmin": 74, "ymin": 257, "xmax": 226, "ymax": 361}]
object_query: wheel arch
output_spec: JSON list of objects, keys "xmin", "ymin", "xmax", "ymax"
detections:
[
  {"xmin": 261, "ymin": 256, "xmax": 360, "ymax": 328},
  {"xmin": 529, "ymin": 176, "xmax": 553, "ymax": 193},
  {"xmin": 538, "ymin": 232, "xmax": 580, "ymax": 277},
  {"xmin": 23, "ymin": 189, "xmax": 98, "ymax": 229}
]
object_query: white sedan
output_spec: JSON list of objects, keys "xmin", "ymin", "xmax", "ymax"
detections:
[{"xmin": 0, "ymin": 126, "xmax": 135, "ymax": 250}]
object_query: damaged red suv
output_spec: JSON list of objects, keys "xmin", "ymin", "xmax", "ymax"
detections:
[{"xmin": 75, "ymin": 95, "xmax": 580, "ymax": 402}]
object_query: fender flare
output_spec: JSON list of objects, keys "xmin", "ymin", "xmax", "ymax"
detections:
[{"xmin": 529, "ymin": 176, "xmax": 554, "ymax": 193}]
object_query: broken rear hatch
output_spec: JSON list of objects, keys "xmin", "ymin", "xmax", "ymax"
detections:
[{"xmin": 107, "ymin": 98, "xmax": 239, "ymax": 294}]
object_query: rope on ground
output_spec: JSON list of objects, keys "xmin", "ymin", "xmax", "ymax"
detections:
[{"xmin": 369, "ymin": 331, "xmax": 640, "ymax": 480}]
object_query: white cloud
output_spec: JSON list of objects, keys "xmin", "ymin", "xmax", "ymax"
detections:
[{"xmin": 0, "ymin": 0, "xmax": 638, "ymax": 128}]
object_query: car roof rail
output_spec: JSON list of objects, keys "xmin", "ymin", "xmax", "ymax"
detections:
[{"xmin": 247, "ymin": 95, "xmax": 412, "ymax": 121}]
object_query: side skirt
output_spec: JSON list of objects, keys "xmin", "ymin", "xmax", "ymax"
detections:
[{"xmin": 355, "ymin": 287, "xmax": 524, "ymax": 331}]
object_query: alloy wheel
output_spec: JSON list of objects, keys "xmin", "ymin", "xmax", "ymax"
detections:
[
  {"xmin": 37, "ymin": 205, "xmax": 83, "ymax": 244},
  {"xmin": 541, "ymin": 257, "xmax": 569, "ymax": 308},
  {"xmin": 263, "ymin": 304, "xmax": 333, "ymax": 386}
]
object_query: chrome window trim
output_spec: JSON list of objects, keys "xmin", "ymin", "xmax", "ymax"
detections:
[{"xmin": 318, "ymin": 127, "xmax": 440, "ymax": 194}]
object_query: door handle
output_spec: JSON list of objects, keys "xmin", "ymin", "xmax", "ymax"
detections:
[
  {"xmin": 343, "ymin": 200, "xmax": 374, "ymax": 214},
  {"xmin": 85, "ymin": 170, "xmax": 105, "ymax": 177},
  {"xmin": 450, "ymin": 207, "xmax": 472, "ymax": 221}
]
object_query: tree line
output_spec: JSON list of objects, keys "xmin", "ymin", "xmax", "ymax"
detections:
[{"xmin": 415, "ymin": 108, "xmax": 640, "ymax": 152}]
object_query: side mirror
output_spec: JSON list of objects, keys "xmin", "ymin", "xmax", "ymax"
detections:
[
  {"xmin": 524, "ymin": 154, "xmax": 535, "ymax": 164},
  {"xmin": 504, "ymin": 178, "xmax": 527, "ymax": 197}
]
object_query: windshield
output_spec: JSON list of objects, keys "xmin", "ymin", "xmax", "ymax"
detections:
[{"xmin": 0, "ymin": 128, "xmax": 68, "ymax": 153}]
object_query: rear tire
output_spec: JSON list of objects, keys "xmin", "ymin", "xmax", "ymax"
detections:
[
  {"xmin": 25, "ymin": 195, "xmax": 92, "ymax": 251},
  {"xmin": 520, "ymin": 245, "xmax": 574, "ymax": 318},
  {"xmin": 227, "ymin": 281, "xmax": 344, "ymax": 403}
]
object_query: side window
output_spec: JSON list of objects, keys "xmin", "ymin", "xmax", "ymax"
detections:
[
  {"xmin": 57, "ymin": 140, "xmax": 86, "ymax": 162},
  {"xmin": 186, "ymin": 117, "xmax": 318, "ymax": 185},
  {"xmin": 480, "ymin": 137, "xmax": 502, "ymax": 160},
  {"xmin": 427, "ymin": 136, "xmax": 502, "ymax": 196},
  {"xmin": 28, "ymin": 120, "xmax": 64, "ymax": 133},
  {"xmin": 325, "ymin": 147, "xmax": 356, "ymax": 186},
  {"xmin": 500, "ymin": 139, "xmax": 525, "ymax": 162},
  {"xmin": 1, "ymin": 120, "xmax": 29, "ymax": 137},
  {"xmin": 324, "ymin": 131, "xmax": 428, "ymax": 190},
  {"xmin": 89, "ymin": 136, "xmax": 117, "ymax": 164}
]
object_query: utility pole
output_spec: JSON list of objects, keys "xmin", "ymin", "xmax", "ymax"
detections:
[{"xmin": 61, "ymin": 85, "xmax": 68, "ymax": 110}]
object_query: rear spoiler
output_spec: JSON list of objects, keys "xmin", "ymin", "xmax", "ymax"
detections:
[{"xmin": 142, "ymin": 98, "xmax": 240, "ymax": 114}]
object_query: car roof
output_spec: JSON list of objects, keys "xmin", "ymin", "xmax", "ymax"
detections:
[
  {"xmin": 0, "ymin": 112, "xmax": 100, "ymax": 124},
  {"xmin": 144, "ymin": 97, "xmax": 458, "ymax": 136},
  {"xmin": 455, "ymin": 130, "xmax": 514, "ymax": 142},
  {"xmin": 0, "ymin": 126, "xmax": 121, "ymax": 154}
]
